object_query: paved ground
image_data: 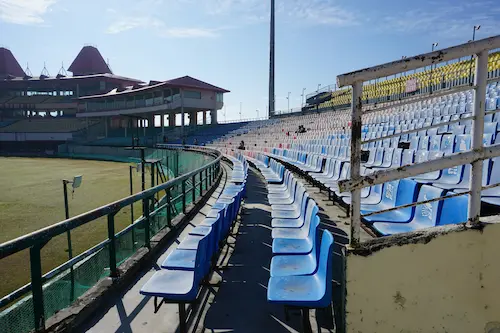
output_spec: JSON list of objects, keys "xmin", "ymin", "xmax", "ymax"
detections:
[{"xmin": 82, "ymin": 165, "xmax": 357, "ymax": 333}]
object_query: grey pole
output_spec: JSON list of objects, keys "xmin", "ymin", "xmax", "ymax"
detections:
[{"xmin": 268, "ymin": 0, "xmax": 275, "ymax": 117}]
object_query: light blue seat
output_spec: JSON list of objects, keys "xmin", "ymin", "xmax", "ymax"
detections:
[
  {"xmin": 313, "ymin": 160, "xmax": 341, "ymax": 183},
  {"xmin": 380, "ymin": 148, "xmax": 395, "ymax": 168},
  {"xmin": 268, "ymin": 178, "xmax": 297, "ymax": 205},
  {"xmin": 140, "ymin": 269, "xmax": 198, "ymax": 301},
  {"xmin": 372, "ymin": 147, "xmax": 385, "ymax": 167},
  {"xmin": 361, "ymin": 179, "xmax": 418, "ymax": 224},
  {"xmin": 162, "ymin": 249, "xmax": 197, "ymax": 270},
  {"xmin": 270, "ymin": 228, "xmax": 320, "ymax": 277},
  {"xmin": 272, "ymin": 216, "xmax": 319, "ymax": 254},
  {"xmin": 200, "ymin": 214, "xmax": 223, "ymax": 248},
  {"xmin": 272, "ymin": 201, "xmax": 318, "ymax": 239},
  {"xmin": 141, "ymin": 232, "xmax": 211, "ymax": 302},
  {"xmin": 372, "ymin": 185, "xmax": 446, "ymax": 236},
  {"xmin": 271, "ymin": 186, "xmax": 307, "ymax": 217},
  {"xmin": 373, "ymin": 188, "xmax": 468, "ymax": 236},
  {"xmin": 267, "ymin": 230, "xmax": 334, "ymax": 308},
  {"xmin": 268, "ymin": 171, "xmax": 292, "ymax": 193},
  {"xmin": 413, "ymin": 150, "xmax": 444, "ymax": 182},
  {"xmin": 482, "ymin": 157, "xmax": 500, "ymax": 205},
  {"xmin": 272, "ymin": 193, "xmax": 311, "ymax": 228}
]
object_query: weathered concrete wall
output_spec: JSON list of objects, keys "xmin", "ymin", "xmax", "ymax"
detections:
[{"xmin": 346, "ymin": 223, "xmax": 500, "ymax": 333}]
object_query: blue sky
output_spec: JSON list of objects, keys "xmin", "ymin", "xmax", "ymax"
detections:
[{"xmin": 1, "ymin": 0, "xmax": 500, "ymax": 121}]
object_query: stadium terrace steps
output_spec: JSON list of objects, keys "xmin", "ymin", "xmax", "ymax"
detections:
[
  {"xmin": 208, "ymin": 81, "xmax": 500, "ymax": 236},
  {"xmin": 0, "ymin": 117, "xmax": 99, "ymax": 133}
]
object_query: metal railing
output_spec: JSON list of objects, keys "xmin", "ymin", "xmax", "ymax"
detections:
[
  {"xmin": 335, "ymin": 35, "xmax": 500, "ymax": 247},
  {"xmin": 0, "ymin": 145, "xmax": 222, "ymax": 332}
]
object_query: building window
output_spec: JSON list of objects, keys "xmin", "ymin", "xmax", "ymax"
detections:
[
  {"xmin": 184, "ymin": 90, "xmax": 201, "ymax": 99},
  {"xmin": 216, "ymin": 92, "xmax": 223, "ymax": 102}
]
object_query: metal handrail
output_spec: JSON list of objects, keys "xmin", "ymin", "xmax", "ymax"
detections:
[
  {"xmin": 0, "ymin": 145, "xmax": 222, "ymax": 331},
  {"xmin": 339, "ymin": 34, "xmax": 500, "ymax": 246}
]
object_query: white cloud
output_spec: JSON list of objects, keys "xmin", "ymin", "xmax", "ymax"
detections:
[
  {"xmin": 381, "ymin": 2, "xmax": 500, "ymax": 39},
  {"xmin": 106, "ymin": 16, "xmax": 164, "ymax": 34},
  {"xmin": 161, "ymin": 27, "xmax": 218, "ymax": 38},
  {"xmin": 0, "ymin": 0, "xmax": 57, "ymax": 25},
  {"xmin": 285, "ymin": 0, "xmax": 357, "ymax": 26},
  {"xmin": 107, "ymin": 16, "xmax": 218, "ymax": 38}
]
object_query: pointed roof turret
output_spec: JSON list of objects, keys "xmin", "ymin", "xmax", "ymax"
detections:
[
  {"xmin": 0, "ymin": 47, "xmax": 25, "ymax": 78},
  {"xmin": 68, "ymin": 45, "xmax": 112, "ymax": 76}
]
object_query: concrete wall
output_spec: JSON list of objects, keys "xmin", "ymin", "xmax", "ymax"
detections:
[{"xmin": 346, "ymin": 223, "xmax": 500, "ymax": 333}]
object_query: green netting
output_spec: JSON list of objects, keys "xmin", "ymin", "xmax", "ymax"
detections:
[{"xmin": 0, "ymin": 148, "xmax": 215, "ymax": 333}]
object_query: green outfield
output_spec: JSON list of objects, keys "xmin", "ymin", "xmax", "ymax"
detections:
[{"xmin": 0, "ymin": 157, "xmax": 145, "ymax": 299}]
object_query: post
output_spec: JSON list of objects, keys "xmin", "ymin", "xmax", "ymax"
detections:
[
  {"xmin": 349, "ymin": 81, "xmax": 363, "ymax": 247},
  {"xmin": 140, "ymin": 149, "xmax": 146, "ymax": 191},
  {"xmin": 200, "ymin": 171, "xmax": 203, "ymax": 193},
  {"xmin": 107, "ymin": 213, "xmax": 118, "ymax": 278},
  {"xmin": 30, "ymin": 244, "xmax": 45, "ymax": 331},
  {"xmin": 150, "ymin": 162, "xmax": 155, "ymax": 191},
  {"xmin": 180, "ymin": 89, "xmax": 185, "ymax": 139},
  {"xmin": 143, "ymin": 197, "xmax": 151, "ymax": 249},
  {"xmin": 192, "ymin": 174, "xmax": 196, "ymax": 203},
  {"xmin": 205, "ymin": 168, "xmax": 208, "ymax": 190},
  {"xmin": 63, "ymin": 180, "xmax": 75, "ymax": 301},
  {"xmin": 182, "ymin": 180, "xmax": 186, "ymax": 214},
  {"xmin": 468, "ymin": 50, "xmax": 488, "ymax": 226},
  {"xmin": 166, "ymin": 188, "xmax": 172, "ymax": 227},
  {"xmin": 268, "ymin": 0, "xmax": 275, "ymax": 117},
  {"xmin": 129, "ymin": 166, "xmax": 134, "ymax": 224}
]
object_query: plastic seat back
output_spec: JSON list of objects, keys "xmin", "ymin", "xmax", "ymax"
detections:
[
  {"xmin": 429, "ymin": 135, "xmax": 442, "ymax": 151},
  {"xmin": 394, "ymin": 179, "xmax": 418, "ymax": 209},
  {"xmin": 315, "ymin": 229, "xmax": 334, "ymax": 307},
  {"xmin": 373, "ymin": 148, "xmax": 385, "ymax": 167},
  {"xmin": 484, "ymin": 122, "xmax": 498, "ymax": 135},
  {"xmin": 402, "ymin": 149, "xmax": 415, "ymax": 166},
  {"xmin": 438, "ymin": 194, "xmax": 468, "ymax": 225},
  {"xmin": 410, "ymin": 136, "xmax": 419, "ymax": 149},
  {"xmin": 391, "ymin": 148, "xmax": 403, "ymax": 167},
  {"xmin": 381, "ymin": 148, "xmax": 395, "ymax": 168},
  {"xmin": 412, "ymin": 185, "xmax": 446, "ymax": 229},
  {"xmin": 440, "ymin": 134, "xmax": 455, "ymax": 155}
]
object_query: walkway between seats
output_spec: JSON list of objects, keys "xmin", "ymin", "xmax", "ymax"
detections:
[
  {"xmin": 195, "ymin": 168, "xmax": 334, "ymax": 333},
  {"xmin": 82, "ymin": 166, "xmax": 335, "ymax": 333}
]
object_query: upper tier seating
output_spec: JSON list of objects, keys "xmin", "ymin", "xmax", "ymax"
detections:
[
  {"xmin": 210, "ymin": 81, "xmax": 500, "ymax": 236},
  {"xmin": 0, "ymin": 117, "xmax": 99, "ymax": 133},
  {"xmin": 313, "ymin": 52, "xmax": 500, "ymax": 112}
]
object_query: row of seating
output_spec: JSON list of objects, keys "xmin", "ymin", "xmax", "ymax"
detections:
[
  {"xmin": 245, "ymin": 153, "xmax": 335, "ymax": 321},
  {"xmin": 139, "ymin": 154, "xmax": 248, "ymax": 333},
  {"xmin": 268, "ymin": 148, "xmax": 472, "ymax": 236}
]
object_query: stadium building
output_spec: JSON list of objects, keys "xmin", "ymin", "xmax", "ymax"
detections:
[{"xmin": 0, "ymin": 45, "xmax": 230, "ymax": 153}]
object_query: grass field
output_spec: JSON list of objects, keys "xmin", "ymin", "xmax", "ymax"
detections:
[{"xmin": 0, "ymin": 157, "xmax": 146, "ymax": 299}]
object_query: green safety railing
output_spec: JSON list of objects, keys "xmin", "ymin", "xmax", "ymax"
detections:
[{"xmin": 0, "ymin": 145, "xmax": 222, "ymax": 332}]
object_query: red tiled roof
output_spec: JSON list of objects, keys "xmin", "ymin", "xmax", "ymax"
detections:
[
  {"xmin": 79, "ymin": 75, "xmax": 229, "ymax": 100},
  {"xmin": 0, "ymin": 47, "xmax": 25, "ymax": 77},
  {"xmin": 165, "ymin": 76, "xmax": 230, "ymax": 93},
  {"xmin": 68, "ymin": 46, "xmax": 112, "ymax": 76}
]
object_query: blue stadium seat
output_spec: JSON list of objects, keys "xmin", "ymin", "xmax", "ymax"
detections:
[
  {"xmin": 271, "ymin": 187, "xmax": 308, "ymax": 219},
  {"xmin": 272, "ymin": 216, "xmax": 319, "ymax": 255},
  {"xmin": 372, "ymin": 185, "xmax": 446, "ymax": 236},
  {"xmin": 267, "ymin": 230, "xmax": 334, "ymax": 308},
  {"xmin": 361, "ymin": 179, "xmax": 418, "ymax": 223},
  {"xmin": 272, "ymin": 199, "xmax": 318, "ymax": 236},
  {"xmin": 270, "ymin": 228, "xmax": 320, "ymax": 277}
]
